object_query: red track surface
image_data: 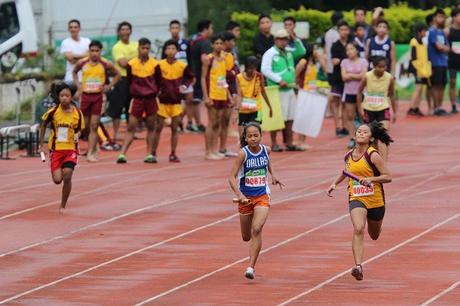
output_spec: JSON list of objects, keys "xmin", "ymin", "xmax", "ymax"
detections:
[{"xmin": 1, "ymin": 103, "xmax": 459, "ymax": 305}]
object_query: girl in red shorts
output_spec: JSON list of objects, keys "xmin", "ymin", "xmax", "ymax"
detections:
[
  {"xmin": 229, "ymin": 122, "xmax": 284, "ymax": 279},
  {"xmin": 39, "ymin": 83, "xmax": 85, "ymax": 212}
]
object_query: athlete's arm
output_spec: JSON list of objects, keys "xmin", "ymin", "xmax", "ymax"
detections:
[
  {"xmin": 315, "ymin": 50, "xmax": 328, "ymax": 73},
  {"xmin": 388, "ymin": 77, "xmax": 397, "ymax": 123},
  {"xmin": 72, "ymin": 60, "xmax": 83, "ymax": 96},
  {"xmin": 360, "ymin": 152, "xmax": 392, "ymax": 185},
  {"xmin": 105, "ymin": 62, "xmax": 121, "ymax": 92},
  {"xmin": 341, "ymin": 61, "xmax": 351, "ymax": 82},
  {"xmin": 259, "ymin": 74, "xmax": 273, "ymax": 117},
  {"xmin": 201, "ymin": 55, "xmax": 212, "ymax": 106},
  {"xmin": 228, "ymin": 150, "xmax": 248, "ymax": 201},
  {"xmin": 295, "ymin": 59, "xmax": 306, "ymax": 81},
  {"xmin": 356, "ymin": 77, "xmax": 367, "ymax": 118},
  {"xmin": 390, "ymin": 41, "xmax": 396, "ymax": 75},
  {"xmin": 267, "ymin": 148, "xmax": 284, "ymax": 190},
  {"xmin": 38, "ymin": 120, "xmax": 49, "ymax": 154},
  {"xmin": 365, "ymin": 38, "xmax": 371, "ymax": 61},
  {"xmin": 235, "ymin": 77, "xmax": 243, "ymax": 110},
  {"xmin": 327, "ymin": 172, "xmax": 347, "ymax": 197}
]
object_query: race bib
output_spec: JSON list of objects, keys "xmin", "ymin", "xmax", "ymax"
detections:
[
  {"xmin": 452, "ymin": 41, "xmax": 460, "ymax": 54},
  {"xmin": 306, "ymin": 80, "xmax": 317, "ymax": 91},
  {"xmin": 216, "ymin": 76, "xmax": 228, "ymax": 88},
  {"xmin": 352, "ymin": 181, "xmax": 375, "ymax": 197},
  {"xmin": 241, "ymin": 97, "xmax": 258, "ymax": 111},
  {"xmin": 57, "ymin": 127, "xmax": 69, "ymax": 142},
  {"xmin": 366, "ymin": 92, "xmax": 385, "ymax": 108},
  {"xmin": 86, "ymin": 77, "xmax": 103, "ymax": 92},
  {"xmin": 245, "ymin": 169, "xmax": 266, "ymax": 187}
]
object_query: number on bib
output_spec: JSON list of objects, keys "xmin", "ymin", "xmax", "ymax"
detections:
[
  {"xmin": 216, "ymin": 76, "xmax": 228, "ymax": 88},
  {"xmin": 352, "ymin": 182, "xmax": 375, "ymax": 197},
  {"xmin": 366, "ymin": 93, "xmax": 385, "ymax": 108},
  {"xmin": 57, "ymin": 127, "xmax": 69, "ymax": 142},
  {"xmin": 241, "ymin": 97, "xmax": 258, "ymax": 111},
  {"xmin": 245, "ymin": 169, "xmax": 266, "ymax": 187}
]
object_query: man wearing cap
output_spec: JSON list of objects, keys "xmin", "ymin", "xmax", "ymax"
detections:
[{"xmin": 261, "ymin": 29, "xmax": 305, "ymax": 152}]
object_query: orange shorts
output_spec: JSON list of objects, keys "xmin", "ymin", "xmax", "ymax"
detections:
[{"xmin": 238, "ymin": 194, "xmax": 270, "ymax": 215}]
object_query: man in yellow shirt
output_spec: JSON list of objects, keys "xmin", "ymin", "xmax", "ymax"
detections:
[{"xmin": 107, "ymin": 21, "xmax": 139, "ymax": 141}]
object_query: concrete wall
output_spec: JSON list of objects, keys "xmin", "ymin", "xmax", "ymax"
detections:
[{"xmin": 0, "ymin": 79, "xmax": 46, "ymax": 115}]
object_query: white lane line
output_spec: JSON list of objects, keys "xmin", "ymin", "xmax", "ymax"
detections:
[
  {"xmin": 133, "ymin": 171, "xmax": 459, "ymax": 304},
  {"xmin": 278, "ymin": 213, "xmax": 460, "ymax": 306},
  {"xmin": 420, "ymin": 281, "xmax": 460, "ymax": 306}
]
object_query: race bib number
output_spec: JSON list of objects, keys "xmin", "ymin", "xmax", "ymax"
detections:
[
  {"xmin": 245, "ymin": 169, "xmax": 266, "ymax": 187},
  {"xmin": 306, "ymin": 80, "xmax": 317, "ymax": 91},
  {"xmin": 241, "ymin": 97, "xmax": 258, "ymax": 111},
  {"xmin": 86, "ymin": 77, "xmax": 103, "ymax": 92},
  {"xmin": 216, "ymin": 76, "xmax": 228, "ymax": 88},
  {"xmin": 452, "ymin": 41, "xmax": 460, "ymax": 54},
  {"xmin": 57, "ymin": 127, "xmax": 69, "ymax": 142},
  {"xmin": 352, "ymin": 181, "xmax": 375, "ymax": 197},
  {"xmin": 366, "ymin": 92, "xmax": 385, "ymax": 108}
]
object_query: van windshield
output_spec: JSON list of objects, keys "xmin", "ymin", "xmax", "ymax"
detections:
[{"xmin": 0, "ymin": 2, "xmax": 20, "ymax": 44}]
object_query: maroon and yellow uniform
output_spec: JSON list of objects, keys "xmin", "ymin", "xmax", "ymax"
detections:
[{"xmin": 206, "ymin": 52, "xmax": 234, "ymax": 108}]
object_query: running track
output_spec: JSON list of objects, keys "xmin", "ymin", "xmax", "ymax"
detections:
[{"xmin": 1, "ymin": 103, "xmax": 459, "ymax": 305}]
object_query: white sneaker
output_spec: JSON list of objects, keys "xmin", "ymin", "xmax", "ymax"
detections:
[{"xmin": 244, "ymin": 267, "xmax": 255, "ymax": 280}]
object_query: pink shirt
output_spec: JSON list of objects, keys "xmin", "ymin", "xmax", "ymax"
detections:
[{"xmin": 340, "ymin": 58, "xmax": 368, "ymax": 95}]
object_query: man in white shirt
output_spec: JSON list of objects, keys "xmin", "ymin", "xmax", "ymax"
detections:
[{"xmin": 60, "ymin": 19, "xmax": 90, "ymax": 84}]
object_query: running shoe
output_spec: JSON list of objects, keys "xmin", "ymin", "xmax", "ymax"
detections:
[
  {"xmin": 347, "ymin": 138, "xmax": 356, "ymax": 149},
  {"xmin": 116, "ymin": 154, "xmax": 127, "ymax": 164},
  {"xmin": 185, "ymin": 123, "xmax": 200, "ymax": 133},
  {"xmin": 144, "ymin": 154, "xmax": 157, "ymax": 163},
  {"xmin": 407, "ymin": 108, "xmax": 417, "ymax": 116},
  {"xmin": 220, "ymin": 149, "xmax": 238, "ymax": 157},
  {"xmin": 452, "ymin": 105, "xmax": 459, "ymax": 114},
  {"xmin": 351, "ymin": 264, "xmax": 363, "ymax": 281},
  {"xmin": 197, "ymin": 124, "xmax": 206, "ymax": 133},
  {"xmin": 100, "ymin": 142, "xmax": 115, "ymax": 151},
  {"xmin": 434, "ymin": 108, "xmax": 449, "ymax": 116},
  {"xmin": 341, "ymin": 128, "xmax": 350, "ymax": 136},
  {"xmin": 336, "ymin": 128, "xmax": 347, "ymax": 138},
  {"xmin": 169, "ymin": 154, "xmax": 181, "ymax": 163},
  {"xmin": 414, "ymin": 108, "xmax": 425, "ymax": 117},
  {"xmin": 110, "ymin": 143, "xmax": 122, "ymax": 151},
  {"xmin": 244, "ymin": 267, "xmax": 255, "ymax": 280},
  {"xmin": 285, "ymin": 145, "xmax": 305, "ymax": 152},
  {"xmin": 271, "ymin": 144, "xmax": 284, "ymax": 152}
]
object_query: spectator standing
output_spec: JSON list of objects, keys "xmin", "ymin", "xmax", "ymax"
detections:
[
  {"xmin": 261, "ymin": 29, "xmax": 304, "ymax": 152},
  {"xmin": 283, "ymin": 16, "xmax": 307, "ymax": 63},
  {"xmin": 428, "ymin": 9, "xmax": 450, "ymax": 116},
  {"xmin": 253, "ymin": 14, "xmax": 274, "ymax": 59},
  {"xmin": 225, "ymin": 21, "xmax": 241, "ymax": 67},
  {"xmin": 60, "ymin": 19, "xmax": 90, "ymax": 84},
  {"xmin": 107, "ymin": 22, "xmax": 138, "ymax": 141},
  {"xmin": 366, "ymin": 20, "xmax": 396, "ymax": 75},
  {"xmin": 190, "ymin": 19, "xmax": 214, "ymax": 132},
  {"xmin": 446, "ymin": 8, "xmax": 460, "ymax": 114}
]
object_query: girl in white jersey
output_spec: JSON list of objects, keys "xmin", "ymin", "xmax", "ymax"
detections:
[{"xmin": 229, "ymin": 122, "xmax": 284, "ymax": 280}]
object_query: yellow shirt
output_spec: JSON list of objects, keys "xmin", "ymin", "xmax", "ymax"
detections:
[
  {"xmin": 112, "ymin": 40, "xmax": 138, "ymax": 77},
  {"xmin": 129, "ymin": 57, "xmax": 158, "ymax": 78},
  {"xmin": 208, "ymin": 53, "xmax": 228, "ymax": 101},
  {"xmin": 298, "ymin": 58, "xmax": 318, "ymax": 91},
  {"xmin": 410, "ymin": 38, "xmax": 431, "ymax": 78},
  {"xmin": 345, "ymin": 146, "xmax": 385, "ymax": 209},
  {"xmin": 363, "ymin": 70, "xmax": 392, "ymax": 111},
  {"xmin": 42, "ymin": 104, "xmax": 85, "ymax": 151},
  {"xmin": 79, "ymin": 59, "xmax": 108, "ymax": 93},
  {"xmin": 236, "ymin": 72, "xmax": 262, "ymax": 113}
]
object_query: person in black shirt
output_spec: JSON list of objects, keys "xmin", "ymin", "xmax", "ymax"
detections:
[
  {"xmin": 330, "ymin": 21, "xmax": 351, "ymax": 137},
  {"xmin": 447, "ymin": 8, "xmax": 460, "ymax": 114},
  {"xmin": 252, "ymin": 13, "xmax": 274, "ymax": 59},
  {"xmin": 189, "ymin": 19, "xmax": 213, "ymax": 132}
]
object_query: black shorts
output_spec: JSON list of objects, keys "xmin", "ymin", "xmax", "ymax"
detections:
[
  {"xmin": 363, "ymin": 108, "xmax": 391, "ymax": 123},
  {"xmin": 415, "ymin": 76, "xmax": 429, "ymax": 85},
  {"xmin": 349, "ymin": 200, "xmax": 385, "ymax": 221},
  {"xmin": 107, "ymin": 77, "xmax": 131, "ymax": 119},
  {"xmin": 448, "ymin": 68, "xmax": 460, "ymax": 81},
  {"xmin": 343, "ymin": 94, "xmax": 357, "ymax": 103},
  {"xmin": 430, "ymin": 67, "xmax": 447, "ymax": 86},
  {"xmin": 192, "ymin": 83, "xmax": 203, "ymax": 103},
  {"xmin": 238, "ymin": 112, "xmax": 259, "ymax": 126}
]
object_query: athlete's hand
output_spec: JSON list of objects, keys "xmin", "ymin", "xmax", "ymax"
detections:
[
  {"xmin": 204, "ymin": 97, "xmax": 213, "ymax": 107},
  {"xmin": 272, "ymin": 176, "xmax": 285, "ymax": 190},
  {"xmin": 73, "ymin": 132, "xmax": 80, "ymax": 143},
  {"xmin": 279, "ymin": 80, "xmax": 288, "ymax": 88},
  {"xmin": 359, "ymin": 108, "xmax": 365, "ymax": 120},
  {"xmin": 179, "ymin": 85, "xmax": 187, "ymax": 93},
  {"xmin": 326, "ymin": 184, "xmax": 336, "ymax": 197},
  {"xmin": 103, "ymin": 84, "xmax": 112, "ymax": 93},
  {"xmin": 359, "ymin": 178, "xmax": 372, "ymax": 187},
  {"xmin": 237, "ymin": 195, "xmax": 250, "ymax": 205}
]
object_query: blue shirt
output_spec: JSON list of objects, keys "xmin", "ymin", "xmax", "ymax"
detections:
[
  {"xmin": 428, "ymin": 26, "xmax": 448, "ymax": 67},
  {"xmin": 238, "ymin": 145, "xmax": 270, "ymax": 197}
]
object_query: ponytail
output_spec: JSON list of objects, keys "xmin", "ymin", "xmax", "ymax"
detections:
[
  {"xmin": 369, "ymin": 120, "xmax": 393, "ymax": 146},
  {"xmin": 240, "ymin": 122, "xmax": 262, "ymax": 148}
]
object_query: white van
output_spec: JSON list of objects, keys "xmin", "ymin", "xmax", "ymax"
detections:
[{"xmin": 0, "ymin": 0, "xmax": 38, "ymax": 73}]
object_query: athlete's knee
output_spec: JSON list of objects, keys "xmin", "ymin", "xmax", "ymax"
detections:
[
  {"xmin": 251, "ymin": 225, "xmax": 262, "ymax": 237},
  {"xmin": 211, "ymin": 121, "xmax": 220, "ymax": 131},
  {"xmin": 90, "ymin": 122, "xmax": 98, "ymax": 131},
  {"xmin": 62, "ymin": 171, "xmax": 73, "ymax": 183},
  {"xmin": 368, "ymin": 228, "xmax": 381, "ymax": 240},
  {"xmin": 242, "ymin": 234, "xmax": 251, "ymax": 242},
  {"xmin": 52, "ymin": 178, "xmax": 62, "ymax": 185},
  {"xmin": 353, "ymin": 225, "xmax": 365, "ymax": 236}
]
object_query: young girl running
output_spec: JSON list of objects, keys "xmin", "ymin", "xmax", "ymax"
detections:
[
  {"xmin": 341, "ymin": 42, "xmax": 368, "ymax": 149},
  {"xmin": 327, "ymin": 121, "xmax": 393, "ymax": 281},
  {"xmin": 228, "ymin": 122, "xmax": 284, "ymax": 280},
  {"xmin": 357, "ymin": 56, "xmax": 397, "ymax": 161},
  {"xmin": 39, "ymin": 82, "xmax": 85, "ymax": 212},
  {"xmin": 236, "ymin": 56, "xmax": 272, "ymax": 136}
]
